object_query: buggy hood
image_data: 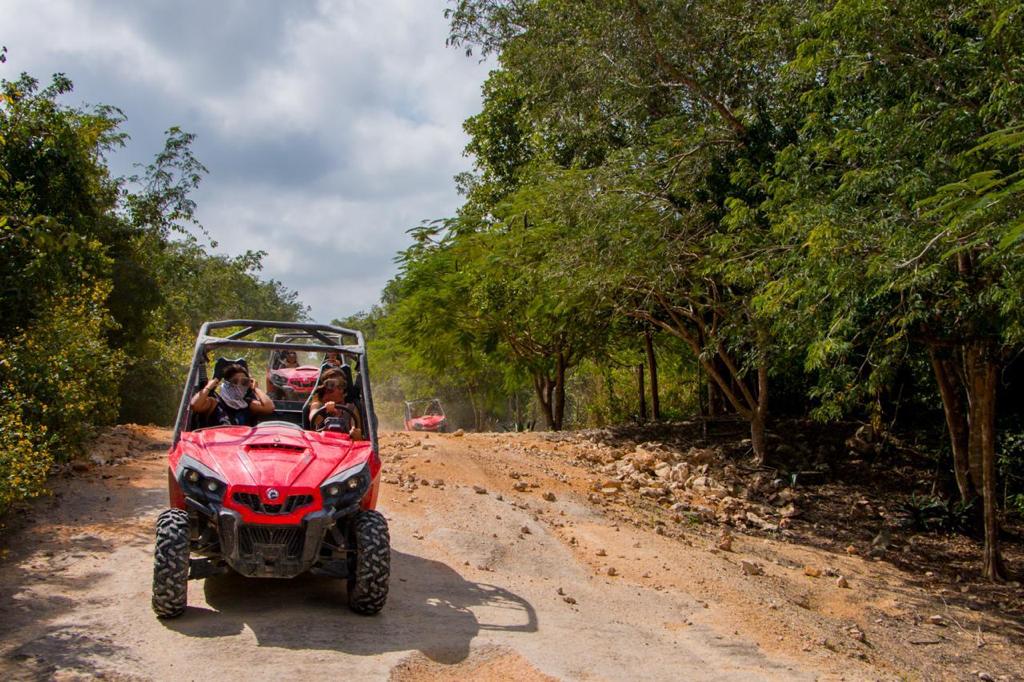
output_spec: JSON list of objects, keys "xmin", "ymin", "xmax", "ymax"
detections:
[
  {"xmin": 269, "ymin": 366, "xmax": 320, "ymax": 390},
  {"xmin": 409, "ymin": 414, "xmax": 445, "ymax": 429},
  {"xmin": 178, "ymin": 426, "xmax": 367, "ymax": 489}
]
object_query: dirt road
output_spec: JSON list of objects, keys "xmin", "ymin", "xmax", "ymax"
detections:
[{"xmin": 0, "ymin": 427, "xmax": 1018, "ymax": 680}]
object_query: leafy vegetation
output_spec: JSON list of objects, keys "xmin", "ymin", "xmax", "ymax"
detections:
[
  {"xmin": 0, "ymin": 68, "xmax": 305, "ymax": 513},
  {"xmin": 357, "ymin": 0, "xmax": 1024, "ymax": 579}
]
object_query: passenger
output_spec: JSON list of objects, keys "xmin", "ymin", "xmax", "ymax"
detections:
[
  {"xmin": 324, "ymin": 351, "xmax": 343, "ymax": 368},
  {"xmin": 308, "ymin": 375, "xmax": 362, "ymax": 439},
  {"xmin": 281, "ymin": 350, "xmax": 300, "ymax": 368},
  {"xmin": 191, "ymin": 364, "xmax": 275, "ymax": 427}
]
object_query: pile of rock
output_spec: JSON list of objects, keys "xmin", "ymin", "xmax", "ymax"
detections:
[
  {"xmin": 575, "ymin": 441, "xmax": 801, "ymax": 533},
  {"xmin": 85, "ymin": 424, "xmax": 155, "ymax": 466}
]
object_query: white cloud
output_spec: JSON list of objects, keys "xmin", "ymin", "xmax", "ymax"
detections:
[
  {"xmin": 3, "ymin": 0, "xmax": 187, "ymax": 92},
  {"xmin": 194, "ymin": 180, "xmax": 461, "ymax": 318},
  {"xmin": 1, "ymin": 0, "xmax": 488, "ymax": 321}
]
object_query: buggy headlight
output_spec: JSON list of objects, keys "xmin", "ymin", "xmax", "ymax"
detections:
[
  {"xmin": 320, "ymin": 462, "xmax": 370, "ymax": 510},
  {"xmin": 177, "ymin": 456, "xmax": 227, "ymax": 504}
]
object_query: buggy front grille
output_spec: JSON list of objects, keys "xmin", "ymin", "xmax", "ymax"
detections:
[
  {"xmin": 232, "ymin": 492, "xmax": 314, "ymax": 515},
  {"xmin": 237, "ymin": 525, "xmax": 304, "ymax": 559}
]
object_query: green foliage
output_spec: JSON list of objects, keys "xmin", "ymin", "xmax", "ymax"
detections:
[
  {"xmin": 3, "ymin": 282, "xmax": 124, "ymax": 456},
  {"xmin": 0, "ymin": 72, "xmax": 124, "ymax": 334},
  {"xmin": 0, "ymin": 68, "xmax": 306, "ymax": 511},
  {"xmin": 0, "ymin": 395, "xmax": 50, "ymax": 514},
  {"xmin": 998, "ymin": 425, "xmax": 1024, "ymax": 517},
  {"xmin": 766, "ymin": 0, "xmax": 1024, "ymax": 395},
  {"xmin": 897, "ymin": 494, "xmax": 976, "ymax": 534},
  {"xmin": 371, "ymin": 1, "xmax": 1015, "ymax": 484}
]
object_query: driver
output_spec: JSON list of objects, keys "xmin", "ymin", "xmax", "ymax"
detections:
[
  {"xmin": 309, "ymin": 376, "xmax": 362, "ymax": 438},
  {"xmin": 191, "ymin": 364, "xmax": 275, "ymax": 427}
]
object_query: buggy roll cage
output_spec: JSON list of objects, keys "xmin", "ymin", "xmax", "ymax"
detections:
[
  {"xmin": 268, "ymin": 331, "xmax": 343, "ymax": 368},
  {"xmin": 404, "ymin": 398, "xmax": 445, "ymax": 417},
  {"xmin": 171, "ymin": 320, "xmax": 378, "ymax": 451}
]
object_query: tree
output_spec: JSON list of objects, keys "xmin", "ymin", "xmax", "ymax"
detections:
[
  {"xmin": 446, "ymin": 0, "xmax": 811, "ymax": 461},
  {"xmin": 758, "ymin": 0, "xmax": 1024, "ymax": 579},
  {"xmin": 0, "ymin": 65, "xmax": 309, "ymax": 479},
  {"xmin": 463, "ymin": 188, "xmax": 611, "ymax": 430},
  {"xmin": 0, "ymin": 72, "xmax": 124, "ymax": 335}
]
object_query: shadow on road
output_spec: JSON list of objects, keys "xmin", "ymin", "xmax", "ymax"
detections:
[
  {"xmin": 163, "ymin": 550, "xmax": 537, "ymax": 663},
  {"xmin": 0, "ymin": 451, "xmax": 169, "ymax": 679}
]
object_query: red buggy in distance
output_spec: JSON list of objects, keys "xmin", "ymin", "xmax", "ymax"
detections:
[
  {"xmin": 264, "ymin": 333, "xmax": 337, "ymax": 400},
  {"xmin": 404, "ymin": 398, "xmax": 447, "ymax": 432},
  {"xmin": 152, "ymin": 321, "xmax": 389, "ymax": 618}
]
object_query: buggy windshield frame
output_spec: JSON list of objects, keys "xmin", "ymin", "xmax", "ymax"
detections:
[{"xmin": 172, "ymin": 320, "xmax": 377, "ymax": 450}]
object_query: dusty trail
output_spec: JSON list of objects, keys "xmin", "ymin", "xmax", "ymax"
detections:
[{"xmin": 0, "ymin": 426, "xmax": 1009, "ymax": 680}]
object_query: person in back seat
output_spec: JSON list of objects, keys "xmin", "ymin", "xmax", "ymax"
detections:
[{"xmin": 191, "ymin": 363, "xmax": 275, "ymax": 427}]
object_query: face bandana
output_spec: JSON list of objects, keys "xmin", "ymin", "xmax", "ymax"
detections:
[{"xmin": 220, "ymin": 379, "xmax": 250, "ymax": 410}]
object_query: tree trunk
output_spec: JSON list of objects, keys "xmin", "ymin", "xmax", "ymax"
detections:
[
  {"xmin": 750, "ymin": 365, "xmax": 769, "ymax": 465},
  {"xmin": 552, "ymin": 353, "xmax": 567, "ymax": 431},
  {"xmin": 750, "ymin": 411, "xmax": 767, "ymax": 467},
  {"xmin": 707, "ymin": 375, "xmax": 724, "ymax": 417},
  {"xmin": 966, "ymin": 341, "xmax": 1007, "ymax": 581},
  {"xmin": 604, "ymin": 364, "xmax": 616, "ymax": 423},
  {"xmin": 467, "ymin": 386, "xmax": 478, "ymax": 432},
  {"xmin": 929, "ymin": 346, "xmax": 975, "ymax": 503},
  {"xmin": 532, "ymin": 371, "xmax": 556, "ymax": 431},
  {"xmin": 644, "ymin": 314, "xmax": 768, "ymax": 465},
  {"xmin": 706, "ymin": 357, "xmax": 729, "ymax": 416},
  {"xmin": 513, "ymin": 392, "xmax": 522, "ymax": 431},
  {"xmin": 637, "ymin": 362, "xmax": 647, "ymax": 423},
  {"xmin": 644, "ymin": 330, "xmax": 660, "ymax": 420},
  {"xmin": 693, "ymin": 346, "xmax": 767, "ymax": 463}
]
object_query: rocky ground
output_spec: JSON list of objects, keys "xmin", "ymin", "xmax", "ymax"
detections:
[
  {"xmin": 0, "ymin": 423, "xmax": 1020, "ymax": 680},
  {"xmin": 550, "ymin": 420, "xmax": 1024, "ymax": 617}
]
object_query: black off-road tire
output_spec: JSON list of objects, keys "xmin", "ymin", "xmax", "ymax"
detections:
[
  {"xmin": 152, "ymin": 508, "xmax": 190, "ymax": 618},
  {"xmin": 348, "ymin": 510, "xmax": 390, "ymax": 615}
]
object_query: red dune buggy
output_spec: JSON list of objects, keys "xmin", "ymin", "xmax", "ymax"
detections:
[
  {"xmin": 152, "ymin": 320, "xmax": 389, "ymax": 618},
  {"xmin": 403, "ymin": 398, "xmax": 448, "ymax": 432},
  {"xmin": 264, "ymin": 333, "xmax": 333, "ymax": 400}
]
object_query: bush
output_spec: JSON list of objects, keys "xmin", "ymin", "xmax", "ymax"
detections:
[
  {"xmin": 897, "ymin": 494, "xmax": 976, "ymax": 534},
  {"xmin": 998, "ymin": 425, "xmax": 1024, "ymax": 518},
  {"xmin": 117, "ymin": 327, "xmax": 194, "ymax": 426},
  {"xmin": 2, "ymin": 282, "xmax": 122, "ymax": 460},
  {"xmin": 0, "ymin": 393, "xmax": 51, "ymax": 514}
]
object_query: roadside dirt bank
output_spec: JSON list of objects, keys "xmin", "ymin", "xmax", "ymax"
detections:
[{"xmin": 0, "ymin": 425, "xmax": 1019, "ymax": 680}]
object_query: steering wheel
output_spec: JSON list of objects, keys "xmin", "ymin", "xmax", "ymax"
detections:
[
  {"xmin": 330, "ymin": 403, "xmax": 358, "ymax": 422},
  {"xmin": 316, "ymin": 403, "xmax": 358, "ymax": 432}
]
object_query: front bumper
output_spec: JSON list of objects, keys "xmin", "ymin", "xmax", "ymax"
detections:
[{"xmin": 217, "ymin": 508, "xmax": 332, "ymax": 578}]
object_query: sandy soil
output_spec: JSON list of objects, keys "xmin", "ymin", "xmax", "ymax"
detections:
[{"xmin": 0, "ymin": 426, "xmax": 1019, "ymax": 681}]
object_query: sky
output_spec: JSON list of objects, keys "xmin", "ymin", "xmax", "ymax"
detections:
[{"xmin": 2, "ymin": 0, "xmax": 490, "ymax": 321}]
